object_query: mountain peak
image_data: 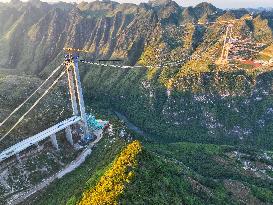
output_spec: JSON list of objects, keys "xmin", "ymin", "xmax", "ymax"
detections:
[
  {"xmin": 194, "ymin": 2, "xmax": 217, "ymax": 12},
  {"xmin": 192, "ymin": 1, "xmax": 218, "ymax": 18},
  {"xmin": 195, "ymin": 2, "xmax": 216, "ymax": 9},
  {"xmin": 148, "ymin": 0, "xmax": 172, "ymax": 7}
]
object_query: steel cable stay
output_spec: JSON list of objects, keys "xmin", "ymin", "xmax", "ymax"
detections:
[
  {"xmin": 0, "ymin": 63, "xmax": 65, "ymax": 128},
  {"xmin": 79, "ymin": 59, "xmax": 132, "ymax": 69},
  {"xmin": 0, "ymin": 69, "xmax": 66, "ymax": 142}
]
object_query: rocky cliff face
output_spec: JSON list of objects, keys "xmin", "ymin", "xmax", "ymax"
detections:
[
  {"xmin": 80, "ymin": 63, "xmax": 273, "ymax": 150},
  {"xmin": 0, "ymin": 0, "xmax": 157, "ymax": 73}
]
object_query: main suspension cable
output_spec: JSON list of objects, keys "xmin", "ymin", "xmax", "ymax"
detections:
[
  {"xmin": 79, "ymin": 59, "xmax": 144, "ymax": 69},
  {"xmin": 0, "ymin": 64, "xmax": 64, "ymax": 128},
  {"xmin": 0, "ymin": 70, "xmax": 66, "ymax": 142}
]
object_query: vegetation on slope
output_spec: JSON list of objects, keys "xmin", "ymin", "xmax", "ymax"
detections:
[
  {"xmin": 21, "ymin": 137, "xmax": 273, "ymax": 205},
  {"xmin": 78, "ymin": 140, "xmax": 142, "ymax": 205},
  {"xmin": 120, "ymin": 142, "xmax": 273, "ymax": 204},
  {"xmin": 81, "ymin": 63, "xmax": 273, "ymax": 149}
]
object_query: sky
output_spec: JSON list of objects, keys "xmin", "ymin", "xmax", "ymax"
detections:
[{"xmin": 0, "ymin": 0, "xmax": 272, "ymax": 9}]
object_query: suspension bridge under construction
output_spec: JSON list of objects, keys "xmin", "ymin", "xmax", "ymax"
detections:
[{"xmin": 0, "ymin": 48, "xmax": 111, "ymax": 163}]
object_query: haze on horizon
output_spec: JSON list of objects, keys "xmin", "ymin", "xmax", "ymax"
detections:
[{"xmin": 0, "ymin": 0, "xmax": 272, "ymax": 9}]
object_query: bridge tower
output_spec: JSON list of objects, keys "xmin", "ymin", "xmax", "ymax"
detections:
[{"xmin": 64, "ymin": 48, "xmax": 89, "ymax": 140}]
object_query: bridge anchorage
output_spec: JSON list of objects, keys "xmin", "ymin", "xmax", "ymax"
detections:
[{"xmin": 0, "ymin": 48, "xmax": 107, "ymax": 163}]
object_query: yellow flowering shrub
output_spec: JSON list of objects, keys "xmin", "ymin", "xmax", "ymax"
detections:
[{"xmin": 78, "ymin": 140, "xmax": 142, "ymax": 205}]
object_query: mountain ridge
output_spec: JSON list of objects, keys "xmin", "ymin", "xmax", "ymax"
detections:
[{"xmin": 1, "ymin": 0, "xmax": 271, "ymax": 75}]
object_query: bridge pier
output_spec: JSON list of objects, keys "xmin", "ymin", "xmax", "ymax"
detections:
[
  {"xmin": 16, "ymin": 153, "xmax": 22, "ymax": 163},
  {"xmin": 65, "ymin": 126, "xmax": 74, "ymax": 146},
  {"xmin": 50, "ymin": 133, "xmax": 59, "ymax": 150},
  {"xmin": 35, "ymin": 142, "xmax": 42, "ymax": 151}
]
